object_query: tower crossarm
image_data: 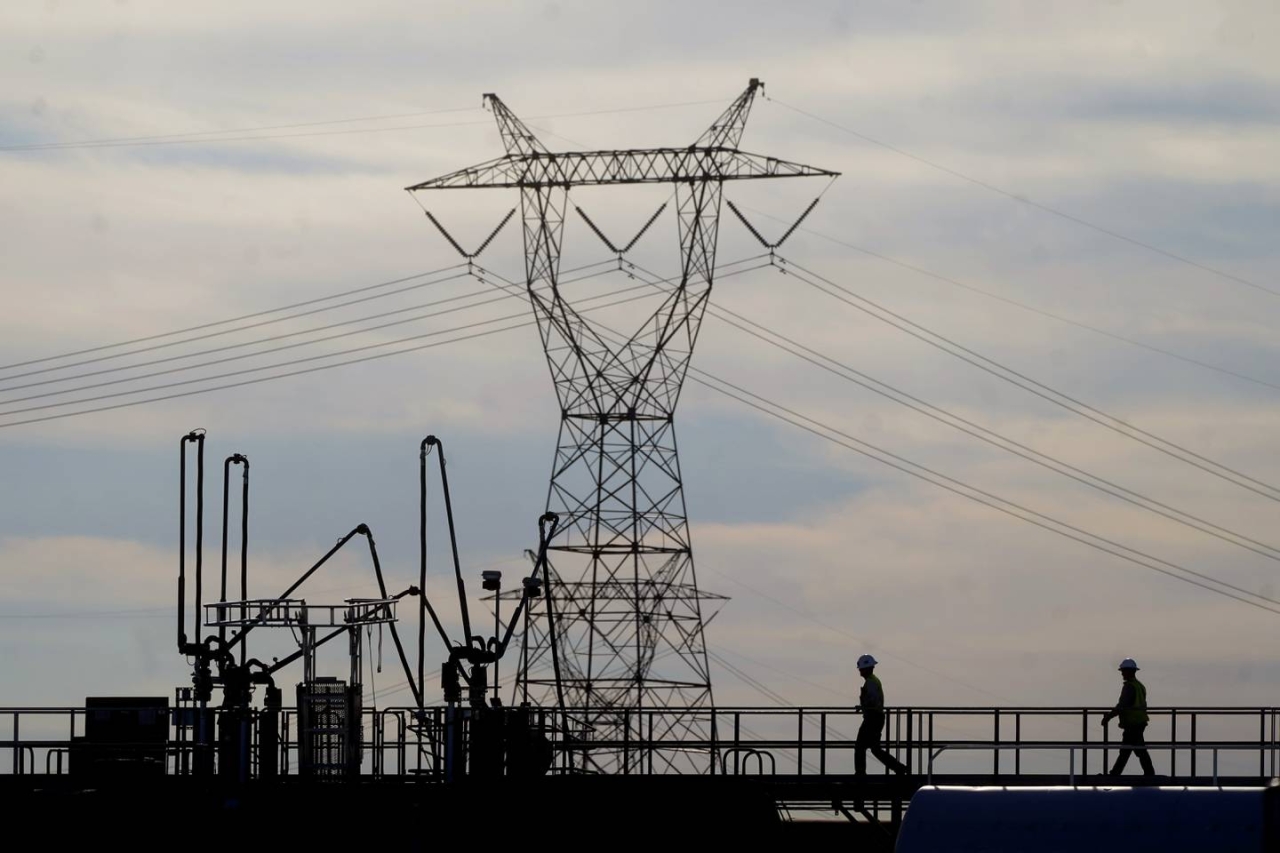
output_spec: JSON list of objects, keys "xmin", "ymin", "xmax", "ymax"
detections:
[{"xmin": 405, "ymin": 147, "xmax": 838, "ymax": 191}]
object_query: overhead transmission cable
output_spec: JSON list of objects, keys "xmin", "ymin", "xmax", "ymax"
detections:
[
  {"xmin": 689, "ymin": 368, "xmax": 1280, "ymax": 617},
  {"xmin": 775, "ymin": 255, "xmax": 1280, "ymax": 504},
  {"xmin": 3, "ymin": 260, "xmax": 1274, "ymax": 618},
  {"xmin": 2, "ymin": 98, "xmax": 726, "ymax": 153},
  {"xmin": 0, "ymin": 262, "xmax": 471, "ymax": 374},
  {"xmin": 618, "ymin": 260, "xmax": 1280, "ymax": 564},
  {"xmin": 0, "ymin": 257, "xmax": 661, "ymax": 404},
  {"xmin": 475, "ymin": 266, "xmax": 1280, "ymax": 618},
  {"xmin": 769, "ymin": 98, "xmax": 1280, "ymax": 301},
  {"xmin": 0, "ymin": 261, "xmax": 766, "ymax": 428},
  {"xmin": 739, "ymin": 205, "xmax": 1280, "ymax": 395}
]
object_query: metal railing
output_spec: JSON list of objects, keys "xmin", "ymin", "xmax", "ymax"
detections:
[{"xmin": 3, "ymin": 705, "xmax": 1277, "ymax": 782}]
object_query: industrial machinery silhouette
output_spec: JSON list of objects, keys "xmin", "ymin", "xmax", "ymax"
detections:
[
  {"xmin": 174, "ymin": 429, "xmax": 559, "ymax": 782},
  {"xmin": 407, "ymin": 79, "xmax": 839, "ymax": 770}
]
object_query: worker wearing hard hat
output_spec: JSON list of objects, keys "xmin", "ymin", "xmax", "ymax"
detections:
[
  {"xmin": 854, "ymin": 654, "xmax": 908, "ymax": 776},
  {"xmin": 1101, "ymin": 657, "xmax": 1155, "ymax": 778}
]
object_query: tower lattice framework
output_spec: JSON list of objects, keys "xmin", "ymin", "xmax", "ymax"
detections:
[{"xmin": 408, "ymin": 80, "xmax": 837, "ymax": 769}]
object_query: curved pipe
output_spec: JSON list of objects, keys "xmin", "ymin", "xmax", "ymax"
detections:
[
  {"xmin": 423, "ymin": 435, "xmax": 472, "ymax": 644},
  {"xmin": 534, "ymin": 512, "xmax": 568, "ymax": 717}
]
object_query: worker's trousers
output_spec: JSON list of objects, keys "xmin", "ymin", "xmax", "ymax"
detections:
[
  {"xmin": 1109, "ymin": 723, "xmax": 1156, "ymax": 777},
  {"xmin": 855, "ymin": 711, "xmax": 907, "ymax": 775}
]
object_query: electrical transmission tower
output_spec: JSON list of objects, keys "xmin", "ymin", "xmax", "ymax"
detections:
[{"xmin": 407, "ymin": 79, "xmax": 837, "ymax": 770}]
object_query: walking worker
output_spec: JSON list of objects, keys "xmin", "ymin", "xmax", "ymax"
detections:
[
  {"xmin": 1101, "ymin": 657, "xmax": 1155, "ymax": 778},
  {"xmin": 854, "ymin": 654, "xmax": 908, "ymax": 776}
]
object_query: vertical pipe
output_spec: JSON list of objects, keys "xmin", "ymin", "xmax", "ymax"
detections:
[
  {"xmin": 239, "ymin": 456, "xmax": 249, "ymax": 650},
  {"xmin": 220, "ymin": 456, "xmax": 232, "ymax": 644},
  {"xmin": 179, "ymin": 437, "xmax": 187, "ymax": 651},
  {"xmin": 418, "ymin": 438, "xmax": 429, "ymax": 727},
  {"xmin": 493, "ymin": 593, "xmax": 501, "ymax": 705},
  {"xmin": 187, "ymin": 434, "xmax": 206, "ymax": 649}
]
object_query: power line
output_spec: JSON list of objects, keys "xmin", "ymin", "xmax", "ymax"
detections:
[
  {"xmin": 5, "ymin": 261, "xmax": 1273, "ymax": 620},
  {"xmin": 770, "ymin": 98, "xmax": 1280, "ymax": 301},
  {"xmin": 3, "ymin": 117, "xmax": 496, "ymax": 151},
  {"xmin": 0, "ymin": 274, "xmax": 488, "ymax": 402},
  {"xmin": 689, "ymin": 370, "xmax": 1280, "ymax": 617},
  {"xmin": 623, "ymin": 261, "xmax": 1280, "ymax": 565},
  {"xmin": 0, "ymin": 263, "xmax": 469, "ymax": 373},
  {"xmin": 0, "ymin": 256, "xmax": 678, "ymax": 400},
  {"xmin": 0, "ymin": 270, "xmax": 736, "ymax": 428},
  {"xmin": 2, "ymin": 107, "xmax": 481, "ymax": 151},
  {"xmin": 0, "ymin": 267, "xmax": 472, "ymax": 384},
  {"xmin": 0, "ymin": 255, "xmax": 673, "ymax": 393},
  {"xmin": 473, "ymin": 268, "xmax": 1280, "ymax": 618},
  {"xmin": 777, "ymin": 255, "xmax": 1280, "ymax": 504},
  {"xmin": 0, "ymin": 261, "xmax": 766, "ymax": 423},
  {"xmin": 739, "ymin": 205, "xmax": 1280, "ymax": 395},
  {"xmin": 2, "ymin": 98, "xmax": 727, "ymax": 153}
]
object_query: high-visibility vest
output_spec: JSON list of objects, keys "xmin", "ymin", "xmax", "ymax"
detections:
[{"xmin": 1120, "ymin": 678, "xmax": 1149, "ymax": 727}]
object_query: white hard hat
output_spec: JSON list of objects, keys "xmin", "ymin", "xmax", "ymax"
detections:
[
  {"xmin": 857, "ymin": 654, "xmax": 878, "ymax": 670},
  {"xmin": 1118, "ymin": 657, "xmax": 1140, "ymax": 671}
]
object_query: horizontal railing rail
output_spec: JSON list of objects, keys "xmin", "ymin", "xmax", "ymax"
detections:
[{"xmin": 2, "ymin": 705, "xmax": 1276, "ymax": 781}]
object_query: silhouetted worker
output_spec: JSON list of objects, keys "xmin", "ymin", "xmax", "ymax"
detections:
[
  {"xmin": 1102, "ymin": 657, "xmax": 1155, "ymax": 778},
  {"xmin": 855, "ymin": 654, "xmax": 908, "ymax": 776}
]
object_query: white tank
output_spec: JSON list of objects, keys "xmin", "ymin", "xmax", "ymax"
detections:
[{"xmin": 895, "ymin": 785, "xmax": 1279, "ymax": 853}]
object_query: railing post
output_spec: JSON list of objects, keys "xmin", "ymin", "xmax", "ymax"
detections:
[
  {"xmin": 797, "ymin": 709, "xmax": 805, "ymax": 776},
  {"xmin": 1014, "ymin": 713, "xmax": 1021, "ymax": 776},
  {"xmin": 819, "ymin": 712, "xmax": 827, "ymax": 776},
  {"xmin": 1170, "ymin": 709, "xmax": 1177, "ymax": 778},
  {"xmin": 906, "ymin": 710, "xmax": 913, "ymax": 775},
  {"xmin": 1261, "ymin": 709, "xmax": 1267, "ymax": 779},
  {"xmin": 1191, "ymin": 713, "xmax": 1198, "ymax": 778},
  {"xmin": 928, "ymin": 712, "xmax": 935, "ymax": 780},
  {"xmin": 13, "ymin": 712, "xmax": 20, "ymax": 775},
  {"xmin": 1082, "ymin": 709, "xmax": 1088, "ymax": 776},
  {"xmin": 733, "ymin": 712, "xmax": 741, "ymax": 775},
  {"xmin": 993, "ymin": 708, "xmax": 1000, "ymax": 776},
  {"xmin": 623, "ymin": 708, "xmax": 631, "ymax": 776},
  {"xmin": 709, "ymin": 709, "xmax": 716, "ymax": 776},
  {"xmin": 647, "ymin": 710, "xmax": 654, "ymax": 775}
]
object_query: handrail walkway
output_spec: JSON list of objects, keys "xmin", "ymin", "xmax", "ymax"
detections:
[{"xmin": 3, "ymin": 704, "xmax": 1277, "ymax": 784}]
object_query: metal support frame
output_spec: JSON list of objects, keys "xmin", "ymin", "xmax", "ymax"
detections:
[{"xmin": 407, "ymin": 79, "xmax": 838, "ymax": 772}]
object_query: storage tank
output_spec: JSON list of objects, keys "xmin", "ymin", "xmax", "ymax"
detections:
[{"xmin": 895, "ymin": 785, "xmax": 1279, "ymax": 853}]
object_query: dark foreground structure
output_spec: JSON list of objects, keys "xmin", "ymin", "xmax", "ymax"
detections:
[{"xmin": 4, "ymin": 702, "xmax": 1277, "ymax": 849}]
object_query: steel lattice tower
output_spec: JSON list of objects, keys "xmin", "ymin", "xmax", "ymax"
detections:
[{"xmin": 408, "ymin": 80, "xmax": 836, "ymax": 768}]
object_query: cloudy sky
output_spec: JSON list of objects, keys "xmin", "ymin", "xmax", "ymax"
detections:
[{"xmin": 2, "ymin": 0, "xmax": 1279, "ymax": 735}]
